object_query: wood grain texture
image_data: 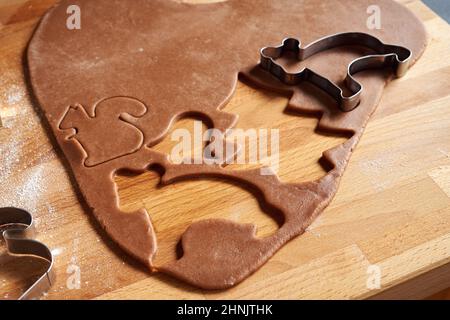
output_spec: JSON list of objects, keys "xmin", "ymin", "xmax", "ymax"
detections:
[{"xmin": 0, "ymin": 0, "xmax": 449, "ymax": 300}]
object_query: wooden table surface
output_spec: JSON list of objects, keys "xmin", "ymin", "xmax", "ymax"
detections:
[{"xmin": 1, "ymin": 0, "xmax": 450, "ymax": 300}]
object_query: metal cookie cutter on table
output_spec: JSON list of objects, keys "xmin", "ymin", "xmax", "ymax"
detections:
[
  {"xmin": 259, "ymin": 32, "xmax": 412, "ymax": 112},
  {"xmin": 0, "ymin": 207, "xmax": 55, "ymax": 300}
]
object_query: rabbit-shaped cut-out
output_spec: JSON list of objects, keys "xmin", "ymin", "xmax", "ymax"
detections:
[{"xmin": 59, "ymin": 97, "xmax": 147, "ymax": 167}]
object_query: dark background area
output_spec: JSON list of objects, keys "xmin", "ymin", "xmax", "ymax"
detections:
[{"xmin": 423, "ymin": 0, "xmax": 450, "ymax": 23}]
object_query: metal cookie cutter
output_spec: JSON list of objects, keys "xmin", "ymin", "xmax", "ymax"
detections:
[
  {"xmin": 0, "ymin": 207, "xmax": 55, "ymax": 300},
  {"xmin": 260, "ymin": 32, "xmax": 412, "ymax": 112}
]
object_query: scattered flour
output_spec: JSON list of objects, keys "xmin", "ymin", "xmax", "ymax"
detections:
[
  {"xmin": 51, "ymin": 247, "xmax": 64, "ymax": 257},
  {"xmin": 6, "ymin": 84, "xmax": 25, "ymax": 105},
  {"xmin": 0, "ymin": 45, "xmax": 71, "ymax": 301},
  {"xmin": 0, "ymin": 163, "xmax": 52, "ymax": 213},
  {"xmin": 0, "ymin": 78, "xmax": 61, "ymax": 212}
]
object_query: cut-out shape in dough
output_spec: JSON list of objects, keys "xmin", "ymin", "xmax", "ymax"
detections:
[
  {"xmin": 160, "ymin": 219, "xmax": 267, "ymax": 289},
  {"xmin": 59, "ymin": 97, "xmax": 147, "ymax": 167},
  {"xmin": 27, "ymin": 0, "xmax": 428, "ymax": 290}
]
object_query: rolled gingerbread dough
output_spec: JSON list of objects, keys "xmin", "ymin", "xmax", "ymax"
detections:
[{"xmin": 27, "ymin": 0, "xmax": 427, "ymax": 289}]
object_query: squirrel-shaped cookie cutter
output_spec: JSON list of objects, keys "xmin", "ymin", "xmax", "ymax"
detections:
[
  {"xmin": 0, "ymin": 207, "xmax": 54, "ymax": 300},
  {"xmin": 260, "ymin": 32, "xmax": 412, "ymax": 112}
]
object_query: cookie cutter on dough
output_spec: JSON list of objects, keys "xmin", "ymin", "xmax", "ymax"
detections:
[
  {"xmin": 0, "ymin": 207, "xmax": 55, "ymax": 300},
  {"xmin": 260, "ymin": 32, "xmax": 412, "ymax": 112}
]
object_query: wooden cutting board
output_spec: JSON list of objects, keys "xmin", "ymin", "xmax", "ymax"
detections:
[{"xmin": 1, "ymin": 0, "xmax": 450, "ymax": 300}]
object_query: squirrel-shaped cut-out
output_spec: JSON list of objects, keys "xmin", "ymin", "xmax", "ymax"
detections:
[{"xmin": 59, "ymin": 97, "xmax": 147, "ymax": 167}]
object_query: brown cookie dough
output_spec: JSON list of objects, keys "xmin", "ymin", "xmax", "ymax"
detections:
[{"xmin": 27, "ymin": 0, "xmax": 427, "ymax": 289}]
